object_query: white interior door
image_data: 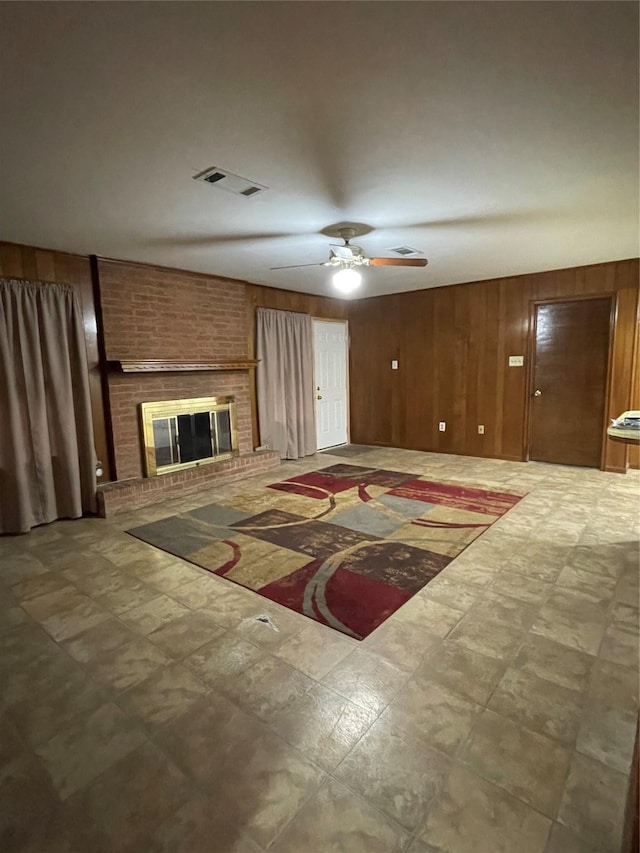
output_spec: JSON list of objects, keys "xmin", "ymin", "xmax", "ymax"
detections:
[{"xmin": 313, "ymin": 320, "xmax": 349, "ymax": 450}]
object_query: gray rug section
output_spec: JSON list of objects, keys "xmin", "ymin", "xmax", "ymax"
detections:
[{"xmin": 320, "ymin": 444, "xmax": 377, "ymax": 458}]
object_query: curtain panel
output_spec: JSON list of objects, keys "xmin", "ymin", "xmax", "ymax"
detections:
[
  {"xmin": 256, "ymin": 307, "xmax": 316, "ymax": 459},
  {"xmin": 0, "ymin": 279, "xmax": 97, "ymax": 534}
]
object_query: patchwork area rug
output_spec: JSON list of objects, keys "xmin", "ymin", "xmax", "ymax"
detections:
[{"xmin": 127, "ymin": 464, "xmax": 524, "ymax": 639}]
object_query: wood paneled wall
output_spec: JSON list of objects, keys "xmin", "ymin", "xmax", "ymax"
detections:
[
  {"xmin": 0, "ymin": 242, "xmax": 113, "ymax": 481},
  {"xmin": 348, "ymin": 259, "xmax": 639, "ymax": 472}
]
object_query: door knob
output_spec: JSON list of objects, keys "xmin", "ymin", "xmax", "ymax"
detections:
[
  {"xmin": 317, "ymin": 395, "xmax": 323, "ymax": 400},
  {"xmin": 533, "ymin": 389, "xmax": 542, "ymax": 397}
]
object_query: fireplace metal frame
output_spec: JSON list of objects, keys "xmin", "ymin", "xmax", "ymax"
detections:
[{"xmin": 140, "ymin": 395, "xmax": 238, "ymax": 477}]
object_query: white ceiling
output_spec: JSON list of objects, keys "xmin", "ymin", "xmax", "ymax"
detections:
[{"xmin": 0, "ymin": 1, "xmax": 638, "ymax": 299}]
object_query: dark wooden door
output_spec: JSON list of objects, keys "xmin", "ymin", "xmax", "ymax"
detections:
[{"xmin": 529, "ymin": 297, "xmax": 611, "ymax": 467}]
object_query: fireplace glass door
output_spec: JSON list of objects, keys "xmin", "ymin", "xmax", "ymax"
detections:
[{"xmin": 140, "ymin": 396, "xmax": 238, "ymax": 476}]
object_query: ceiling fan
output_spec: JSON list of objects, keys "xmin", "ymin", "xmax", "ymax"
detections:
[{"xmin": 270, "ymin": 226, "xmax": 428, "ymax": 294}]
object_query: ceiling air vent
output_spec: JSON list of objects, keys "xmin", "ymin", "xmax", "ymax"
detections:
[
  {"xmin": 388, "ymin": 245, "xmax": 423, "ymax": 256},
  {"xmin": 193, "ymin": 167, "xmax": 268, "ymax": 198}
]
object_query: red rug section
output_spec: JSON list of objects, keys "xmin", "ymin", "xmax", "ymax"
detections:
[{"xmin": 259, "ymin": 559, "xmax": 412, "ymax": 638}]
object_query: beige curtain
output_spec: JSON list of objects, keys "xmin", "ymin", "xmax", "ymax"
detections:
[
  {"xmin": 0, "ymin": 279, "xmax": 97, "ymax": 534},
  {"xmin": 256, "ymin": 307, "xmax": 316, "ymax": 459}
]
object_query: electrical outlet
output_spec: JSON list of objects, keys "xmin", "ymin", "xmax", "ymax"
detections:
[
  {"xmin": 391, "ymin": 360, "xmax": 398, "ymax": 370},
  {"xmin": 478, "ymin": 424, "xmax": 485, "ymax": 435},
  {"xmin": 439, "ymin": 421, "xmax": 446, "ymax": 432}
]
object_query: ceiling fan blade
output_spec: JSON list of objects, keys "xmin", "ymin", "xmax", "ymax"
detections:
[
  {"xmin": 369, "ymin": 257, "xmax": 428, "ymax": 267},
  {"xmin": 269, "ymin": 262, "xmax": 325, "ymax": 270}
]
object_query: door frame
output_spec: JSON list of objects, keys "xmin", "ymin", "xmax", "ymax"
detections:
[
  {"xmin": 523, "ymin": 292, "xmax": 617, "ymax": 470},
  {"xmin": 312, "ymin": 317, "xmax": 351, "ymax": 449}
]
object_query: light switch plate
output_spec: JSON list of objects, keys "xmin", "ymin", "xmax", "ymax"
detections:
[
  {"xmin": 391, "ymin": 360, "xmax": 398, "ymax": 369},
  {"xmin": 508, "ymin": 355, "xmax": 524, "ymax": 367}
]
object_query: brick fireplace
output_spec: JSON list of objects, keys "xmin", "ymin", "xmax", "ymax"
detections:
[{"xmin": 95, "ymin": 259, "xmax": 280, "ymax": 516}]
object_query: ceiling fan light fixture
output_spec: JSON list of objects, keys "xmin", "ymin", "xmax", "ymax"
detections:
[{"xmin": 332, "ymin": 267, "xmax": 362, "ymax": 294}]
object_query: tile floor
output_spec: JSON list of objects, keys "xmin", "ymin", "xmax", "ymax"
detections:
[{"xmin": 1, "ymin": 447, "xmax": 638, "ymax": 853}]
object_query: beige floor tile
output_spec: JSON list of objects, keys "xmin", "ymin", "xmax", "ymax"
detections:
[
  {"xmin": 118, "ymin": 662, "xmax": 210, "ymax": 728},
  {"xmin": 182, "ymin": 632, "xmax": 265, "ymax": 689},
  {"xmin": 531, "ymin": 589, "xmax": 608, "ymax": 655},
  {"xmin": 268, "ymin": 682, "xmax": 378, "ymax": 772},
  {"xmin": 334, "ymin": 715, "xmax": 451, "ymax": 830},
  {"xmin": 407, "ymin": 841, "xmax": 444, "ymax": 853},
  {"xmin": 61, "ymin": 618, "xmax": 139, "ymax": 664},
  {"xmin": 599, "ymin": 626, "xmax": 639, "ymax": 669},
  {"xmin": 544, "ymin": 822, "xmax": 601, "ymax": 853},
  {"xmin": 503, "ymin": 546, "xmax": 567, "ymax": 583},
  {"xmin": 513, "ymin": 633, "xmax": 595, "ymax": 693},
  {"xmin": 614, "ymin": 571, "xmax": 639, "ymax": 606},
  {"xmin": 459, "ymin": 709, "xmax": 571, "ymax": 817},
  {"xmin": 416, "ymin": 640, "xmax": 506, "ymax": 705},
  {"xmin": 0, "ymin": 599, "xmax": 29, "ymax": 635},
  {"xmin": 363, "ymin": 619, "xmax": 439, "ymax": 672},
  {"xmin": 447, "ymin": 612, "xmax": 524, "ymax": 660},
  {"xmin": 158, "ymin": 694, "xmax": 325, "ymax": 848},
  {"xmin": 233, "ymin": 601, "xmax": 304, "ymax": 650},
  {"xmin": 588, "ymin": 658, "xmax": 639, "ymax": 711},
  {"xmin": 322, "ymin": 648, "xmax": 409, "ymax": 713},
  {"xmin": 9, "ymin": 671, "xmax": 109, "ymax": 747},
  {"xmin": 270, "ymin": 777, "xmax": 408, "ymax": 852},
  {"xmin": 167, "ymin": 574, "xmax": 229, "ymax": 610},
  {"xmin": 382, "ymin": 676, "xmax": 481, "ymax": 756},
  {"xmin": 2, "ymin": 644, "xmax": 84, "ymax": 709},
  {"xmin": 11, "ymin": 571, "xmax": 76, "ymax": 603},
  {"xmin": 420, "ymin": 764, "xmax": 551, "ymax": 853},
  {"xmin": 22, "ymin": 587, "xmax": 111, "ymax": 642},
  {"xmin": 62, "ymin": 563, "xmax": 133, "ymax": 597},
  {"xmin": 156, "ymin": 691, "xmax": 259, "ymax": 783},
  {"xmin": 68, "ymin": 741, "xmax": 191, "ymax": 852},
  {"xmin": 122, "ymin": 558, "xmax": 201, "ymax": 593},
  {"xmin": 489, "ymin": 572, "xmax": 552, "ymax": 605},
  {"xmin": 223, "ymin": 655, "xmax": 314, "ymax": 721},
  {"xmin": 274, "ymin": 620, "xmax": 356, "ymax": 680},
  {"xmin": 89, "ymin": 637, "xmax": 172, "ymax": 692},
  {"xmin": 421, "ymin": 575, "xmax": 483, "ymax": 612},
  {"xmin": 120, "ymin": 594, "xmax": 190, "ymax": 635},
  {"xmin": 575, "ymin": 698, "xmax": 637, "ymax": 773},
  {"xmin": 392, "ymin": 595, "xmax": 464, "ymax": 637},
  {"xmin": 0, "ymin": 751, "xmax": 76, "ymax": 853},
  {"xmin": 469, "ymin": 590, "xmax": 539, "ymax": 630},
  {"xmin": 557, "ymin": 752, "xmax": 627, "ymax": 853},
  {"xmin": 34, "ymin": 702, "xmax": 146, "ymax": 799},
  {"xmin": 429, "ymin": 562, "xmax": 497, "ymax": 587},
  {"xmin": 555, "ymin": 565, "xmax": 617, "ymax": 605},
  {"xmin": 488, "ymin": 667, "xmax": 584, "ymax": 745},
  {"xmin": 608, "ymin": 602, "xmax": 639, "ymax": 635},
  {"xmin": 0, "ymin": 623, "xmax": 59, "ymax": 673},
  {"xmin": 1, "ymin": 552, "xmax": 48, "ymax": 584},
  {"xmin": 146, "ymin": 793, "xmax": 263, "ymax": 853},
  {"xmin": 146, "ymin": 610, "xmax": 226, "ymax": 658},
  {"xmin": 93, "ymin": 579, "xmax": 163, "ymax": 616}
]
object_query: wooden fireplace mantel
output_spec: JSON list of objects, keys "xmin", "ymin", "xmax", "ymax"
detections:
[{"xmin": 108, "ymin": 359, "xmax": 259, "ymax": 373}]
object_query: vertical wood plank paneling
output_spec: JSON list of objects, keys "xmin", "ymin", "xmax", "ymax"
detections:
[
  {"xmin": 0, "ymin": 243, "xmax": 24, "ymax": 278},
  {"xmin": 349, "ymin": 259, "xmax": 639, "ymax": 470},
  {"xmin": 34, "ymin": 250, "xmax": 56, "ymax": 282}
]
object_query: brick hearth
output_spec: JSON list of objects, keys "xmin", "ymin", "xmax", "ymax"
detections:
[{"xmin": 97, "ymin": 449, "xmax": 280, "ymax": 517}]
